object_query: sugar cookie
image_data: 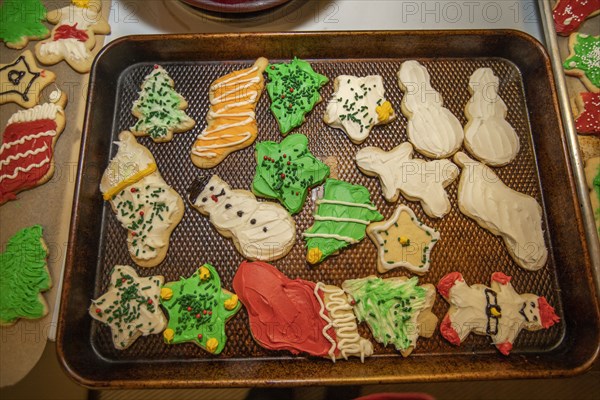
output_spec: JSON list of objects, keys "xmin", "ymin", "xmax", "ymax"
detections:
[{"xmin": 0, "ymin": 51, "xmax": 56, "ymax": 109}]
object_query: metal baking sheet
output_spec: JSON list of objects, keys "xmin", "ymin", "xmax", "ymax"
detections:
[{"xmin": 58, "ymin": 31, "xmax": 599, "ymax": 388}]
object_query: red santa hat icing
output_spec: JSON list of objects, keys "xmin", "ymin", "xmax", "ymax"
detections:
[{"xmin": 538, "ymin": 296, "xmax": 560, "ymax": 329}]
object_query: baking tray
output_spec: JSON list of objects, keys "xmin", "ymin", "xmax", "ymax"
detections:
[{"xmin": 58, "ymin": 31, "xmax": 600, "ymax": 388}]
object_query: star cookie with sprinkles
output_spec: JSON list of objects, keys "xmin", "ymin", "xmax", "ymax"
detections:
[
  {"xmin": 0, "ymin": 51, "xmax": 56, "ymax": 108},
  {"xmin": 563, "ymin": 33, "xmax": 600, "ymax": 93},
  {"xmin": 266, "ymin": 58, "xmax": 329, "ymax": 135},
  {"xmin": 89, "ymin": 265, "xmax": 167, "ymax": 350},
  {"xmin": 252, "ymin": 134, "xmax": 330, "ymax": 214},
  {"xmin": 367, "ymin": 204, "xmax": 440, "ymax": 275},
  {"xmin": 160, "ymin": 264, "xmax": 241, "ymax": 354},
  {"xmin": 572, "ymin": 91, "xmax": 600, "ymax": 135}
]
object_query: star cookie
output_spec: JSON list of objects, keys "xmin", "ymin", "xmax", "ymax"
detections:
[
  {"xmin": 563, "ymin": 33, "xmax": 600, "ymax": 93},
  {"xmin": 0, "ymin": 50, "xmax": 56, "ymax": 108}
]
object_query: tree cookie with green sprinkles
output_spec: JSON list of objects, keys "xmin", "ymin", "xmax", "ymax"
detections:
[
  {"xmin": 131, "ymin": 64, "xmax": 196, "ymax": 142},
  {"xmin": 266, "ymin": 58, "xmax": 329, "ymax": 135},
  {"xmin": 342, "ymin": 275, "xmax": 438, "ymax": 357},
  {"xmin": 89, "ymin": 265, "xmax": 167, "ymax": 350},
  {"xmin": 252, "ymin": 134, "xmax": 330, "ymax": 214},
  {"xmin": 367, "ymin": 204, "xmax": 440, "ymax": 275},
  {"xmin": 160, "ymin": 264, "xmax": 241, "ymax": 354},
  {"xmin": 563, "ymin": 33, "xmax": 600, "ymax": 93}
]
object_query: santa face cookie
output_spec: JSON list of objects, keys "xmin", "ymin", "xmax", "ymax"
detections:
[
  {"xmin": 188, "ymin": 174, "xmax": 296, "ymax": 262},
  {"xmin": 89, "ymin": 265, "xmax": 167, "ymax": 350},
  {"xmin": 563, "ymin": 33, "xmax": 600, "ymax": 93},
  {"xmin": 355, "ymin": 142, "xmax": 459, "ymax": 218},
  {"xmin": 0, "ymin": 0, "xmax": 50, "ymax": 49},
  {"xmin": 463, "ymin": 68, "xmax": 520, "ymax": 166},
  {"xmin": 342, "ymin": 275, "xmax": 437, "ymax": 357},
  {"xmin": 130, "ymin": 65, "xmax": 195, "ymax": 142},
  {"xmin": 0, "ymin": 225, "xmax": 51, "ymax": 326},
  {"xmin": 437, "ymin": 272, "xmax": 560, "ymax": 355},
  {"xmin": 572, "ymin": 92, "xmax": 600, "ymax": 135},
  {"xmin": 161, "ymin": 264, "xmax": 241, "ymax": 354},
  {"xmin": 324, "ymin": 75, "xmax": 396, "ymax": 144},
  {"xmin": 454, "ymin": 152, "xmax": 548, "ymax": 271},
  {"xmin": 584, "ymin": 157, "xmax": 600, "ymax": 236},
  {"xmin": 1, "ymin": 89, "xmax": 67, "ymax": 205},
  {"xmin": 0, "ymin": 51, "xmax": 56, "ymax": 109},
  {"xmin": 397, "ymin": 60, "xmax": 464, "ymax": 159},
  {"xmin": 99, "ymin": 131, "xmax": 185, "ymax": 268},
  {"xmin": 553, "ymin": 0, "xmax": 600, "ymax": 36},
  {"xmin": 191, "ymin": 58, "xmax": 268, "ymax": 168}
]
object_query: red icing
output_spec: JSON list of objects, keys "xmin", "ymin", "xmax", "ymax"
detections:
[
  {"xmin": 440, "ymin": 314, "xmax": 461, "ymax": 346},
  {"xmin": 232, "ymin": 260, "xmax": 337, "ymax": 357},
  {"xmin": 496, "ymin": 341, "xmax": 513, "ymax": 356},
  {"xmin": 491, "ymin": 272, "xmax": 512, "ymax": 285},
  {"xmin": 538, "ymin": 297, "xmax": 560, "ymax": 329},
  {"xmin": 575, "ymin": 92, "xmax": 600, "ymax": 135},
  {"xmin": 553, "ymin": 0, "xmax": 600, "ymax": 35},
  {"xmin": 0, "ymin": 119, "xmax": 57, "ymax": 204},
  {"xmin": 437, "ymin": 272, "xmax": 463, "ymax": 299},
  {"xmin": 53, "ymin": 23, "xmax": 89, "ymax": 41}
]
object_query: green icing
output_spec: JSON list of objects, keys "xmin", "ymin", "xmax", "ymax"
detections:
[
  {"xmin": 161, "ymin": 263, "xmax": 240, "ymax": 354},
  {"xmin": 342, "ymin": 276, "xmax": 427, "ymax": 351},
  {"xmin": 564, "ymin": 34, "xmax": 600, "ymax": 89},
  {"xmin": 0, "ymin": 225, "xmax": 50, "ymax": 325},
  {"xmin": 266, "ymin": 58, "xmax": 328, "ymax": 135},
  {"xmin": 594, "ymin": 164, "xmax": 600, "ymax": 235},
  {"xmin": 252, "ymin": 134, "xmax": 330, "ymax": 214},
  {"xmin": 0, "ymin": 0, "xmax": 48, "ymax": 45},
  {"xmin": 304, "ymin": 179, "xmax": 383, "ymax": 263}
]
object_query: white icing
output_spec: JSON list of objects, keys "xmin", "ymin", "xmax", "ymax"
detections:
[
  {"xmin": 464, "ymin": 68, "xmax": 520, "ymax": 166},
  {"xmin": 397, "ymin": 60, "xmax": 464, "ymax": 158},
  {"xmin": 0, "ymin": 157, "xmax": 50, "ymax": 182},
  {"xmin": 454, "ymin": 152, "xmax": 547, "ymax": 271},
  {"xmin": 0, "ymin": 144, "xmax": 49, "ymax": 168},
  {"xmin": 49, "ymin": 89, "xmax": 61, "ymax": 103},
  {"xmin": 313, "ymin": 215, "xmax": 371, "ymax": 225},
  {"xmin": 0, "ymin": 131, "xmax": 55, "ymax": 153},
  {"xmin": 302, "ymin": 232, "xmax": 358, "ymax": 244},
  {"xmin": 39, "ymin": 38, "xmax": 90, "ymax": 60},
  {"xmin": 316, "ymin": 199, "xmax": 378, "ymax": 211},
  {"xmin": 313, "ymin": 283, "xmax": 338, "ymax": 361},
  {"xmin": 7, "ymin": 103, "xmax": 62, "ymax": 124},
  {"xmin": 355, "ymin": 142, "xmax": 459, "ymax": 218}
]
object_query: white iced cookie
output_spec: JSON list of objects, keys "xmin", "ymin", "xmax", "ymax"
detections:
[
  {"xmin": 397, "ymin": 60, "xmax": 463, "ymax": 159},
  {"xmin": 355, "ymin": 142, "xmax": 459, "ymax": 218},
  {"xmin": 463, "ymin": 68, "xmax": 520, "ymax": 166},
  {"xmin": 324, "ymin": 75, "xmax": 396, "ymax": 144},
  {"xmin": 188, "ymin": 175, "xmax": 296, "ymax": 262},
  {"xmin": 453, "ymin": 152, "xmax": 547, "ymax": 271}
]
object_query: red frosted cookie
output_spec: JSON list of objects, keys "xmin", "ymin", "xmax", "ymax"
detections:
[
  {"xmin": 553, "ymin": 0, "xmax": 600, "ymax": 36},
  {"xmin": 572, "ymin": 91, "xmax": 600, "ymax": 135}
]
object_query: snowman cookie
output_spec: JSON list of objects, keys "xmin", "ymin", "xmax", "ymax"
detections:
[
  {"xmin": 437, "ymin": 272, "xmax": 560, "ymax": 355},
  {"xmin": 0, "ymin": 51, "xmax": 56, "ymax": 109},
  {"xmin": 188, "ymin": 174, "xmax": 296, "ymax": 262}
]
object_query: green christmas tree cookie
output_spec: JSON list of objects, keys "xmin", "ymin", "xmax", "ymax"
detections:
[
  {"xmin": 0, "ymin": 0, "xmax": 49, "ymax": 49},
  {"xmin": 266, "ymin": 58, "xmax": 329, "ymax": 135},
  {"xmin": 563, "ymin": 33, "xmax": 600, "ymax": 92},
  {"xmin": 304, "ymin": 179, "xmax": 383, "ymax": 264},
  {"xmin": 252, "ymin": 134, "xmax": 330, "ymax": 214}
]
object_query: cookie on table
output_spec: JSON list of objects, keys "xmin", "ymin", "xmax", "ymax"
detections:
[
  {"xmin": 89, "ymin": 265, "xmax": 167, "ymax": 350},
  {"xmin": 437, "ymin": 272, "xmax": 560, "ymax": 355},
  {"xmin": 0, "ymin": 226, "xmax": 51, "ymax": 327},
  {"xmin": 0, "ymin": 0, "xmax": 50, "ymax": 49},
  {"xmin": 130, "ymin": 64, "xmax": 195, "ymax": 142},
  {"xmin": 266, "ymin": 58, "xmax": 329, "ymax": 135},
  {"xmin": 342, "ymin": 275, "xmax": 438, "ymax": 357},
  {"xmin": 553, "ymin": 0, "xmax": 600, "ymax": 36},
  {"xmin": 563, "ymin": 33, "xmax": 600, "ymax": 93},
  {"xmin": 1, "ymin": 89, "xmax": 67, "ymax": 205},
  {"xmin": 161, "ymin": 264, "xmax": 241, "ymax": 354},
  {"xmin": 191, "ymin": 57, "xmax": 268, "ymax": 168},
  {"xmin": 323, "ymin": 75, "xmax": 396, "ymax": 144},
  {"xmin": 0, "ymin": 51, "xmax": 56, "ymax": 109},
  {"xmin": 571, "ymin": 91, "xmax": 599, "ymax": 135},
  {"xmin": 584, "ymin": 157, "xmax": 600, "ymax": 236},
  {"xmin": 99, "ymin": 131, "xmax": 185, "ymax": 268}
]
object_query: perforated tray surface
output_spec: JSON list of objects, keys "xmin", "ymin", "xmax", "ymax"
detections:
[{"xmin": 59, "ymin": 32, "xmax": 599, "ymax": 387}]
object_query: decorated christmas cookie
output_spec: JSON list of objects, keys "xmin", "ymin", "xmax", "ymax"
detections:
[
  {"xmin": 1, "ymin": 89, "xmax": 67, "ymax": 205},
  {"xmin": 233, "ymin": 260, "xmax": 373, "ymax": 362},
  {"xmin": 266, "ymin": 58, "xmax": 328, "ymax": 135},
  {"xmin": 572, "ymin": 92, "xmax": 600, "ymax": 135},
  {"xmin": 161, "ymin": 264, "xmax": 241, "ymax": 354},
  {"xmin": 0, "ymin": 51, "xmax": 56, "ymax": 109},
  {"xmin": 342, "ymin": 275, "xmax": 438, "ymax": 357},
  {"xmin": 454, "ymin": 152, "xmax": 547, "ymax": 271},
  {"xmin": 130, "ymin": 65, "xmax": 195, "ymax": 142},
  {"xmin": 0, "ymin": 225, "xmax": 51, "ymax": 326},
  {"xmin": 584, "ymin": 157, "xmax": 600, "ymax": 236},
  {"xmin": 191, "ymin": 58, "xmax": 268, "ymax": 168},
  {"xmin": 99, "ymin": 131, "xmax": 185, "ymax": 268},
  {"xmin": 35, "ymin": 0, "xmax": 111, "ymax": 74},
  {"xmin": 304, "ymin": 179, "xmax": 383, "ymax": 265},
  {"xmin": 252, "ymin": 134, "xmax": 330, "ymax": 214},
  {"xmin": 323, "ymin": 75, "xmax": 396, "ymax": 144},
  {"xmin": 89, "ymin": 265, "xmax": 167, "ymax": 350},
  {"xmin": 464, "ymin": 68, "xmax": 520, "ymax": 166},
  {"xmin": 355, "ymin": 142, "xmax": 459, "ymax": 218},
  {"xmin": 437, "ymin": 272, "xmax": 560, "ymax": 355},
  {"xmin": 188, "ymin": 174, "xmax": 296, "ymax": 261},
  {"xmin": 0, "ymin": 0, "xmax": 49, "ymax": 49},
  {"xmin": 397, "ymin": 60, "xmax": 464, "ymax": 158},
  {"xmin": 553, "ymin": 0, "xmax": 600, "ymax": 36},
  {"xmin": 563, "ymin": 33, "xmax": 600, "ymax": 93},
  {"xmin": 367, "ymin": 205, "xmax": 440, "ymax": 275}
]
